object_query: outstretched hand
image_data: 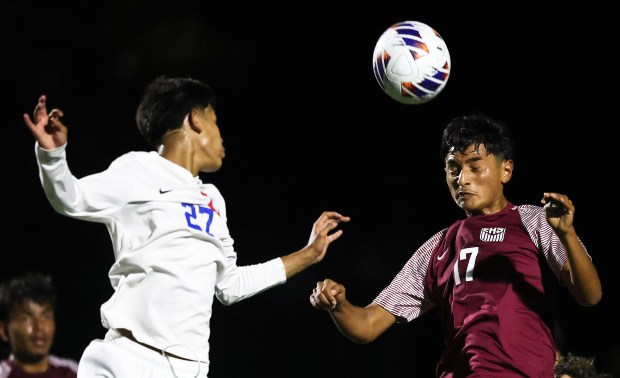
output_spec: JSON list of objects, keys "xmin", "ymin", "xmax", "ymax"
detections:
[
  {"xmin": 280, "ymin": 211, "xmax": 349, "ymax": 279},
  {"xmin": 541, "ymin": 192, "xmax": 575, "ymax": 235},
  {"xmin": 23, "ymin": 95, "xmax": 67, "ymax": 150},
  {"xmin": 306, "ymin": 211, "xmax": 351, "ymax": 264},
  {"xmin": 310, "ymin": 279, "xmax": 346, "ymax": 310}
]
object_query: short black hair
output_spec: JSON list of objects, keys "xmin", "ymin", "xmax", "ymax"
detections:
[
  {"xmin": 135, "ymin": 76, "xmax": 216, "ymax": 147},
  {"xmin": 554, "ymin": 353, "xmax": 612, "ymax": 378},
  {"xmin": 440, "ymin": 113, "xmax": 515, "ymax": 161},
  {"xmin": 0, "ymin": 272, "xmax": 57, "ymax": 323}
]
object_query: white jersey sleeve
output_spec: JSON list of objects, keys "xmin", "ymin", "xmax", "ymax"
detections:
[
  {"xmin": 215, "ymin": 257, "xmax": 286, "ymax": 305},
  {"xmin": 35, "ymin": 142, "xmax": 130, "ymax": 222}
]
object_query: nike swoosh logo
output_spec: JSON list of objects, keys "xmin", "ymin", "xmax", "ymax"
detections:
[
  {"xmin": 159, "ymin": 188, "xmax": 173, "ymax": 194},
  {"xmin": 437, "ymin": 248, "xmax": 449, "ymax": 260}
]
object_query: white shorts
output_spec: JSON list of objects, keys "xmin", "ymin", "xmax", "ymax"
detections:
[{"xmin": 77, "ymin": 330, "xmax": 209, "ymax": 378}]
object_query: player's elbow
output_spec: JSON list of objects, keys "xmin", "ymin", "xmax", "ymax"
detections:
[
  {"xmin": 346, "ymin": 334, "xmax": 377, "ymax": 344},
  {"xmin": 573, "ymin": 285, "xmax": 602, "ymax": 307},
  {"xmin": 579, "ymin": 290, "xmax": 602, "ymax": 307},
  {"xmin": 215, "ymin": 291, "xmax": 243, "ymax": 306},
  {"xmin": 338, "ymin": 324, "xmax": 382, "ymax": 345}
]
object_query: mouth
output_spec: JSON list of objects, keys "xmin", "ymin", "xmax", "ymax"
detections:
[
  {"xmin": 457, "ymin": 191, "xmax": 473, "ymax": 200},
  {"xmin": 31, "ymin": 337, "xmax": 49, "ymax": 349}
]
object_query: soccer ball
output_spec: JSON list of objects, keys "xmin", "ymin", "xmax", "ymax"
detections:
[{"xmin": 372, "ymin": 20, "xmax": 451, "ymax": 104}]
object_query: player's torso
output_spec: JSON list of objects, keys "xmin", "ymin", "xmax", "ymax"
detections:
[
  {"xmin": 106, "ymin": 152, "xmax": 230, "ymax": 256},
  {"xmin": 427, "ymin": 205, "xmax": 545, "ymax": 320},
  {"xmin": 426, "ymin": 204, "xmax": 556, "ymax": 376},
  {"xmin": 117, "ymin": 184, "xmax": 228, "ymax": 249}
]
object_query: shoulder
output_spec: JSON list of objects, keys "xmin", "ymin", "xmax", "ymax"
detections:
[
  {"xmin": 514, "ymin": 203, "xmax": 544, "ymax": 216},
  {"xmin": 202, "ymin": 183, "xmax": 226, "ymax": 216},
  {"xmin": 108, "ymin": 150, "xmax": 153, "ymax": 167},
  {"xmin": 201, "ymin": 183, "xmax": 226, "ymax": 205},
  {"xmin": 202, "ymin": 183, "xmax": 222, "ymax": 195},
  {"xmin": 412, "ymin": 228, "xmax": 449, "ymax": 263},
  {"xmin": 0, "ymin": 358, "xmax": 11, "ymax": 374},
  {"xmin": 48, "ymin": 355, "xmax": 79, "ymax": 373},
  {"xmin": 425, "ymin": 228, "xmax": 449, "ymax": 247},
  {"xmin": 514, "ymin": 204, "xmax": 546, "ymax": 228},
  {"xmin": 103, "ymin": 151, "xmax": 164, "ymax": 180}
]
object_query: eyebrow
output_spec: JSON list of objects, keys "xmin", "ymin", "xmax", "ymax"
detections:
[
  {"xmin": 464, "ymin": 155, "xmax": 483, "ymax": 164},
  {"xmin": 445, "ymin": 154, "xmax": 483, "ymax": 165}
]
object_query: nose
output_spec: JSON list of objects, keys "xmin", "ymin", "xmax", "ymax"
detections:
[
  {"xmin": 31, "ymin": 315, "xmax": 52, "ymax": 333},
  {"xmin": 32, "ymin": 317, "xmax": 44, "ymax": 332},
  {"xmin": 456, "ymin": 170, "xmax": 469, "ymax": 186}
]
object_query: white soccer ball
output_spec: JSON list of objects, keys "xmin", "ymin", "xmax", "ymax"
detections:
[{"xmin": 372, "ymin": 20, "xmax": 451, "ymax": 104}]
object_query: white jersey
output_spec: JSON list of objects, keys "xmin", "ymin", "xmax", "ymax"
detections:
[{"xmin": 35, "ymin": 143, "xmax": 286, "ymax": 363}]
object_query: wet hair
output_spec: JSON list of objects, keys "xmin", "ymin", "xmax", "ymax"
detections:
[
  {"xmin": 0, "ymin": 272, "xmax": 57, "ymax": 323},
  {"xmin": 135, "ymin": 76, "xmax": 216, "ymax": 147},
  {"xmin": 440, "ymin": 113, "xmax": 515, "ymax": 161},
  {"xmin": 554, "ymin": 353, "xmax": 611, "ymax": 378}
]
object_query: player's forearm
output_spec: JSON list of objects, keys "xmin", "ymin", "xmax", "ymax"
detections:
[
  {"xmin": 36, "ymin": 143, "xmax": 81, "ymax": 215},
  {"xmin": 216, "ymin": 258, "xmax": 286, "ymax": 305},
  {"xmin": 280, "ymin": 247, "xmax": 317, "ymax": 279},
  {"xmin": 36, "ymin": 144, "xmax": 107, "ymax": 220},
  {"xmin": 561, "ymin": 230, "xmax": 602, "ymax": 306},
  {"xmin": 328, "ymin": 302, "xmax": 383, "ymax": 344}
]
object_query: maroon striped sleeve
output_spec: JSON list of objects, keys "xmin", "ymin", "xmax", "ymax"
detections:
[{"xmin": 372, "ymin": 229, "xmax": 446, "ymax": 322}]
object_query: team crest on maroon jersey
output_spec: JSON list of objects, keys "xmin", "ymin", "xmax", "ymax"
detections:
[{"xmin": 480, "ymin": 227, "xmax": 506, "ymax": 242}]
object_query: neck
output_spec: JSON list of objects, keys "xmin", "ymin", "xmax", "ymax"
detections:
[
  {"xmin": 158, "ymin": 133, "xmax": 199, "ymax": 176},
  {"xmin": 466, "ymin": 197, "xmax": 509, "ymax": 217},
  {"xmin": 11, "ymin": 354, "xmax": 49, "ymax": 373}
]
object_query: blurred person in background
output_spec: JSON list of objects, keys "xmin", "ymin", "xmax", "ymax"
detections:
[{"xmin": 0, "ymin": 272, "xmax": 77, "ymax": 377}]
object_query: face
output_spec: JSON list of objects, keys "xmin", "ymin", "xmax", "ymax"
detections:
[
  {"xmin": 444, "ymin": 144, "xmax": 512, "ymax": 216},
  {"xmin": 193, "ymin": 105, "xmax": 225, "ymax": 173},
  {"xmin": 0, "ymin": 299, "xmax": 55, "ymax": 363}
]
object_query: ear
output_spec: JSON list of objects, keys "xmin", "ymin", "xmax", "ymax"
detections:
[
  {"xmin": 501, "ymin": 159, "xmax": 513, "ymax": 184},
  {"xmin": 186, "ymin": 109, "xmax": 203, "ymax": 134},
  {"xmin": 0, "ymin": 321, "xmax": 8, "ymax": 343}
]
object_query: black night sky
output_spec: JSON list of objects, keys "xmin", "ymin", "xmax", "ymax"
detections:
[{"xmin": 2, "ymin": 2, "xmax": 618, "ymax": 376}]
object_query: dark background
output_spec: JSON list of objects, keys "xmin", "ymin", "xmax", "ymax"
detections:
[{"xmin": 2, "ymin": 1, "xmax": 618, "ymax": 377}]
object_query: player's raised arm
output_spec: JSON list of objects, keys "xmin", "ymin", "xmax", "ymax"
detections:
[
  {"xmin": 23, "ymin": 95, "xmax": 67, "ymax": 150},
  {"xmin": 541, "ymin": 192, "xmax": 602, "ymax": 306}
]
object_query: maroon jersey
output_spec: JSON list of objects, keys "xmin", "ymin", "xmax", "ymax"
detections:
[
  {"xmin": 0, "ymin": 356, "xmax": 78, "ymax": 378},
  {"xmin": 374, "ymin": 203, "xmax": 575, "ymax": 377}
]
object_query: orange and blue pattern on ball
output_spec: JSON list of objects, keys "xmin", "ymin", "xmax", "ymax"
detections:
[
  {"xmin": 402, "ymin": 78, "xmax": 440, "ymax": 99},
  {"xmin": 391, "ymin": 23, "xmax": 430, "ymax": 60},
  {"xmin": 402, "ymin": 61, "xmax": 450, "ymax": 99},
  {"xmin": 373, "ymin": 50, "xmax": 391, "ymax": 91}
]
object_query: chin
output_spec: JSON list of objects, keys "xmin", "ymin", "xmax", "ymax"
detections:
[
  {"xmin": 456, "ymin": 198, "xmax": 468, "ymax": 208},
  {"xmin": 202, "ymin": 163, "xmax": 223, "ymax": 173},
  {"xmin": 16, "ymin": 351, "xmax": 48, "ymax": 364},
  {"xmin": 457, "ymin": 199, "xmax": 478, "ymax": 214}
]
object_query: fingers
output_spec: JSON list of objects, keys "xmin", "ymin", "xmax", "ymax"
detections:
[
  {"xmin": 23, "ymin": 95, "xmax": 52, "ymax": 131},
  {"xmin": 541, "ymin": 192, "xmax": 574, "ymax": 213},
  {"xmin": 327, "ymin": 229, "xmax": 344, "ymax": 242},
  {"xmin": 310, "ymin": 280, "xmax": 340, "ymax": 309},
  {"xmin": 23, "ymin": 113, "xmax": 36, "ymax": 130},
  {"xmin": 317, "ymin": 220, "xmax": 345, "ymax": 243},
  {"xmin": 48, "ymin": 108, "xmax": 67, "ymax": 131},
  {"xmin": 33, "ymin": 95, "xmax": 48, "ymax": 121},
  {"xmin": 317, "ymin": 211, "xmax": 351, "ymax": 225},
  {"xmin": 314, "ymin": 211, "xmax": 350, "ymax": 235},
  {"xmin": 49, "ymin": 108, "xmax": 64, "ymax": 119}
]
